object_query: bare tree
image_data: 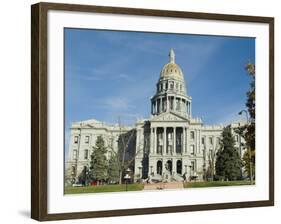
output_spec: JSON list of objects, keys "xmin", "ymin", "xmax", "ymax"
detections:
[
  {"xmin": 106, "ymin": 117, "xmax": 144, "ymax": 184},
  {"xmin": 207, "ymin": 144, "xmax": 219, "ymax": 181}
]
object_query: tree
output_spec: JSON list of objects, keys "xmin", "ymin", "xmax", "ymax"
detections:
[
  {"xmin": 106, "ymin": 117, "xmax": 143, "ymax": 184},
  {"xmin": 107, "ymin": 153, "xmax": 120, "ymax": 183},
  {"xmin": 235, "ymin": 63, "xmax": 256, "ymax": 181},
  {"xmin": 90, "ymin": 136, "xmax": 108, "ymax": 183},
  {"xmin": 215, "ymin": 126, "xmax": 242, "ymax": 181},
  {"xmin": 206, "ymin": 144, "xmax": 219, "ymax": 181}
]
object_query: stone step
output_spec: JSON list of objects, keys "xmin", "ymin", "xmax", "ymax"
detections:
[{"xmin": 144, "ymin": 181, "xmax": 184, "ymax": 190}]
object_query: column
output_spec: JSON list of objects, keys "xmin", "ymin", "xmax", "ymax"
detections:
[
  {"xmin": 166, "ymin": 96, "xmax": 170, "ymax": 112},
  {"xmin": 150, "ymin": 128, "xmax": 153, "ymax": 154},
  {"xmin": 160, "ymin": 97, "xmax": 163, "ymax": 113},
  {"xmin": 154, "ymin": 127, "xmax": 157, "ymax": 154},
  {"xmin": 183, "ymin": 127, "xmax": 186, "ymax": 154},
  {"xmin": 163, "ymin": 127, "xmax": 166, "ymax": 155},
  {"xmin": 173, "ymin": 127, "xmax": 176, "ymax": 154},
  {"xmin": 156, "ymin": 100, "xmax": 158, "ymax": 114},
  {"xmin": 181, "ymin": 99, "xmax": 183, "ymax": 112}
]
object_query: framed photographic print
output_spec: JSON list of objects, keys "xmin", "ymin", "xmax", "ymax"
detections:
[{"xmin": 31, "ymin": 2, "xmax": 274, "ymax": 221}]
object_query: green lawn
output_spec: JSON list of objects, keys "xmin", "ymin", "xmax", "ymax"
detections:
[
  {"xmin": 184, "ymin": 180, "xmax": 253, "ymax": 188},
  {"xmin": 65, "ymin": 183, "xmax": 144, "ymax": 194}
]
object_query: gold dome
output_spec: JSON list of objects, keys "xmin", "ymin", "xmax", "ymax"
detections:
[{"xmin": 160, "ymin": 49, "xmax": 184, "ymax": 81}]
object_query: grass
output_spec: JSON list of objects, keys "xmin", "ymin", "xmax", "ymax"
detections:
[
  {"xmin": 184, "ymin": 180, "xmax": 253, "ymax": 188},
  {"xmin": 65, "ymin": 181, "xmax": 252, "ymax": 194},
  {"xmin": 65, "ymin": 183, "xmax": 144, "ymax": 194}
]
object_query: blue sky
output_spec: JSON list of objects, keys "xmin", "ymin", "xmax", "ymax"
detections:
[{"xmin": 64, "ymin": 28, "xmax": 255, "ymax": 151}]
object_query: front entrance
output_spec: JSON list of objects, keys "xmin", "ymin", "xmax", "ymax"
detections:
[
  {"xmin": 176, "ymin": 160, "xmax": 182, "ymax": 174},
  {"xmin": 157, "ymin": 160, "xmax": 162, "ymax": 175},
  {"xmin": 166, "ymin": 160, "xmax": 172, "ymax": 174}
]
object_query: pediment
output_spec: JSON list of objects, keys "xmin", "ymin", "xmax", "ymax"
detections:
[{"xmin": 151, "ymin": 112, "xmax": 189, "ymax": 122}]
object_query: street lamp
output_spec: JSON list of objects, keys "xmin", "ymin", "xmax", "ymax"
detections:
[
  {"xmin": 238, "ymin": 110, "xmax": 253, "ymax": 185},
  {"xmin": 124, "ymin": 168, "xmax": 131, "ymax": 191},
  {"xmin": 85, "ymin": 166, "xmax": 89, "ymax": 186}
]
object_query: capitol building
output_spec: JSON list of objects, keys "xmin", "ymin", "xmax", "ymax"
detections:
[{"xmin": 66, "ymin": 49, "xmax": 245, "ymax": 183}]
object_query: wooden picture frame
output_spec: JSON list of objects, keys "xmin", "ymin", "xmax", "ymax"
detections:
[{"xmin": 31, "ymin": 2, "xmax": 274, "ymax": 221}]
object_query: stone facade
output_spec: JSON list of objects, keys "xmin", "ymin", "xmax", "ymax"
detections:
[{"xmin": 65, "ymin": 49, "xmax": 245, "ymax": 184}]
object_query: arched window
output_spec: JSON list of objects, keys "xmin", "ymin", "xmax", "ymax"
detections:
[
  {"xmin": 157, "ymin": 160, "xmax": 162, "ymax": 175},
  {"xmin": 170, "ymin": 82, "xmax": 174, "ymax": 89},
  {"xmin": 176, "ymin": 160, "xmax": 182, "ymax": 174}
]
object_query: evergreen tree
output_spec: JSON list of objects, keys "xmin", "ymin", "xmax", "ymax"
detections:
[
  {"xmin": 107, "ymin": 153, "xmax": 120, "ymax": 183},
  {"xmin": 215, "ymin": 126, "xmax": 242, "ymax": 181},
  {"xmin": 90, "ymin": 136, "xmax": 108, "ymax": 182}
]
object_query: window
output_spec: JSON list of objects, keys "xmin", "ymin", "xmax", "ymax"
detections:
[
  {"xmin": 165, "ymin": 82, "xmax": 168, "ymax": 90},
  {"xmin": 209, "ymin": 137, "xmax": 213, "ymax": 145},
  {"xmin": 190, "ymin": 131, "xmax": 195, "ymax": 140},
  {"xmin": 176, "ymin": 83, "xmax": 179, "ymax": 89},
  {"xmin": 201, "ymin": 137, "xmax": 205, "ymax": 145},
  {"xmin": 84, "ymin": 149, "xmax": 89, "ymax": 159},
  {"xmin": 235, "ymin": 135, "xmax": 239, "ymax": 142},
  {"xmin": 74, "ymin": 136, "xmax": 79, "ymax": 144},
  {"xmin": 190, "ymin": 145, "xmax": 195, "ymax": 155},
  {"xmin": 85, "ymin": 136, "xmax": 89, "ymax": 144},
  {"xmin": 180, "ymin": 84, "xmax": 182, "ymax": 91},
  {"xmin": 73, "ymin": 150, "xmax": 77, "ymax": 160}
]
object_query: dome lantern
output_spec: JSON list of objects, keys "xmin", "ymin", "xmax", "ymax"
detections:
[{"xmin": 169, "ymin": 48, "xmax": 175, "ymax": 63}]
